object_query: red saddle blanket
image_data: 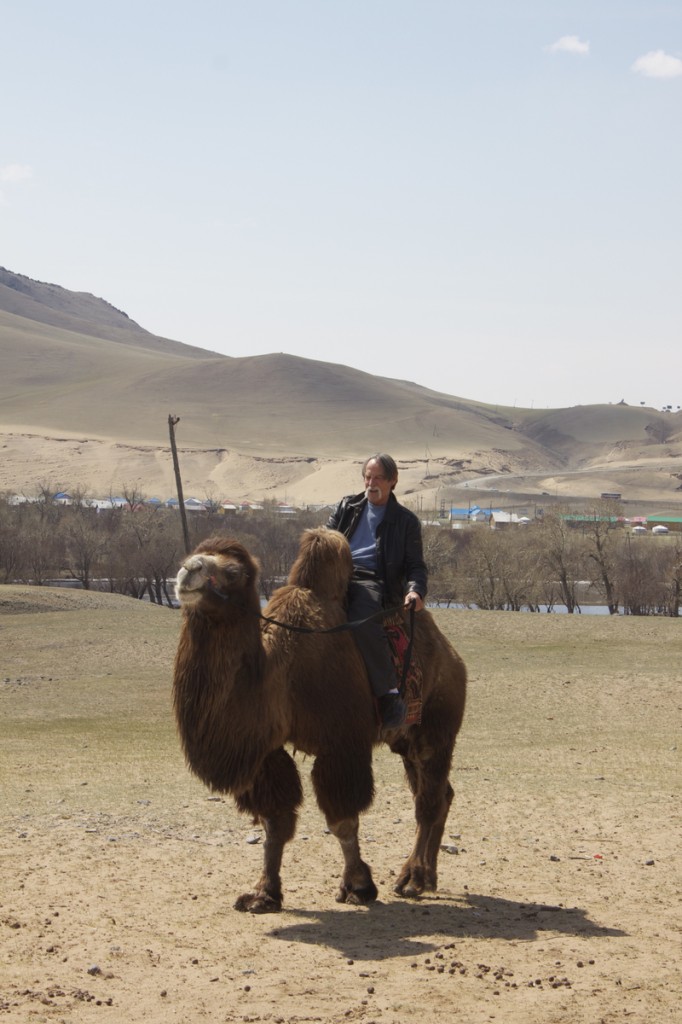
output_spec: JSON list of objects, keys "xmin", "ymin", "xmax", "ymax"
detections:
[{"xmin": 384, "ymin": 617, "xmax": 423, "ymax": 726}]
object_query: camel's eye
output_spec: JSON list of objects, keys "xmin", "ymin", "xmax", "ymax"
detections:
[{"xmin": 221, "ymin": 562, "xmax": 248, "ymax": 582}]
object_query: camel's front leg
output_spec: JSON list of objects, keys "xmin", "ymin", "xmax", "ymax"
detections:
[
  {"xmin": 390, "ymin": 736, "xmax": 455, "ymax": 897},
  {"xmin": 326, "ymin": 816, "xmax": 378, "ymax": 905},
  {"xmin": 311, "ymin": 749, "xmax": 377, "ymax": 905},
  {"xmin": 233, "ymin": 748, "xmax": 302, "ymax": 913},
  {"xmin": 233, "ymin": 812, "xmax": 293, "ymax": 913}
]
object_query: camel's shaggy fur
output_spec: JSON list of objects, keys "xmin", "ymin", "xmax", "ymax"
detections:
[{"xmin": 173, "ymin": 527, "xmax": 466, "ymax": 912}]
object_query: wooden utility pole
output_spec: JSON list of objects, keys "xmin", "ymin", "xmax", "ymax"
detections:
[{"xmin": 168, "ymin": 414, "xmax": 191, "ymax": 555}]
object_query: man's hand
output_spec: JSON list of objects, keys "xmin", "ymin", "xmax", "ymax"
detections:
[{"xmin": 404, "ymin": 591, "xmax": 424, "ymax": 612}]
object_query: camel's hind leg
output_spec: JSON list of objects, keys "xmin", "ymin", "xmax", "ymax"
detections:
[
  {"xmin": 233, "ymin": 747, "xmax": 303, "ymax": 913},
  {"xmin": 312, "ymin": 752, "xmax": 378, "ymax": 905},
  {"xmin": 390, "ymin": 732, "xmax": 455, "ymax": 897}
]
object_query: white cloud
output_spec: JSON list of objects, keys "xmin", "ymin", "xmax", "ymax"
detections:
[
  {"xmin": 0, "ymin": 163, "xmax": 34, "ymax": 183},
  {"xmin": 546, "ymin": 35, "xmax": 590, "ymax": 56},
  {"xmin": 631, "ymin": 50, "xmax": 682, "ymax": 79}
]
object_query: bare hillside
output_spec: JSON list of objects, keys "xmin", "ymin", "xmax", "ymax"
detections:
[
  {"xmin": 1, "ymin": 267, "xmax": 681, "ymax": 506},
  {"xmin": 0, "ymin": 267, "xmax": 215, "ymax": 357}
]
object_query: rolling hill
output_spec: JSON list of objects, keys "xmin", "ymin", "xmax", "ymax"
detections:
[{"xmin": 1, "ymin": 267, "xmax": 680, "ymax": 508}]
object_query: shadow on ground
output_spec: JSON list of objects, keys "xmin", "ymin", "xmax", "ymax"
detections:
[{"xmin": 267, "ymin": 892, "xmax": 626, "ymax": 960}]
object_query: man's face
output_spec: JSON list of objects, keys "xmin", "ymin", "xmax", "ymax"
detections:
[{"xmin": 363, "ymin": 459, "xmax": 397, "ymax": 506}]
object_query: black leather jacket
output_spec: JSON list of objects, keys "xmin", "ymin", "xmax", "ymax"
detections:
[{"xmin": 327, "ymin": 491, "xmax": 428, "ymax": 606}]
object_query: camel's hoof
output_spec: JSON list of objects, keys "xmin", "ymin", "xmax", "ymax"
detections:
[
  {"xmin": 234, "ymin": 892, "xmax": 282, "ymax": 914},
  {"xmin": 394, "ymin": 881, "xmax": 421, "ymax": 898},
  {"xmin": 394, "ymin": 871, "xmax": 426, "ymax": 898},
  {"xmin": 335, "ymin": 881, "xmax": 378, "ymax": 905},
  {"xmin": 394, "ymin": 869, "xmax": 437, "ymax": 898}
]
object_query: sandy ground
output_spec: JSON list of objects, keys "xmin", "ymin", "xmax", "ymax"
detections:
[
  {"xmin": 0, "ymin": 429, "xmax": 371, "ymax": 507},
  {"xmin": 1, "ymin": 590, "xmax": 681, "ymax": 1023},
  {"xmin": 2, "ymin": 426, "xmax": 682, "ymax": 510}
]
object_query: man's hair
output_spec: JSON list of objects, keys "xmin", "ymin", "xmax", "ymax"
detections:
[{"xmin": 362, "ymin": 453, "xmax": 398, "ymax": 481}]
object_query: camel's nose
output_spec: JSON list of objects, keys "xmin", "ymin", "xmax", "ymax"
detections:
[
  {"xmin": 176, "ymin": 555, "xmax": 210, "ymax": 595},
  {"xmin": 183, "ymin": 555, "xmax": 204, "ymax": 573}
]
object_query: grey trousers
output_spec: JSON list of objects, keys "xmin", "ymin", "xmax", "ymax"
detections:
[{"xmin": 347, "ymin": 579, "xmax": 398, "ymax": 698}]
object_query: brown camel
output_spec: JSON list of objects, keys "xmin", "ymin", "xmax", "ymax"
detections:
[{"xmin": 173, "ymin": 527, "xmax": 466, "ymax": 912}]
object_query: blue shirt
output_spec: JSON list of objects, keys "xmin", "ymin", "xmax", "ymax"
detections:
[{"xmin": 349, "ymin": 501, "xmax": 387, "ymax": 570}]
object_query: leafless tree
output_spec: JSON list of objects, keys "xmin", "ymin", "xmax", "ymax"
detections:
[
  {"xmin": 582, "ymin": 505, "xmax": 621, "ymax": 615},
  {"xmin": 119, "ymin": 485, "xmax": 148, "ymax": 512},
  {"xmin": 655, "ymin": 539, "xmax": 682, "ymax": 617},
  {"xmin": 62, "ymin": 502, "xmax": 106, "ymax": 590},
  {"xmin": 420, "ymin": 526, "xmax": 461, "ymax": 605},
  {"xmin": 535, "ymin": 508, "xmax": 585, "ymax": 613},
  {"xmin": 458, "ymin": 528, "xmax": 507, "ymax": 609},
  {"xmin": 617, "ymin": 535, "xmax": 664, "ymax": 615},
  {"xmin": 20, "ymin": 504, "xmax": 65, "ymax": 584},
  {"xmin": 0, "ymin": 498, "xmax": 29, "ymax": 582}
]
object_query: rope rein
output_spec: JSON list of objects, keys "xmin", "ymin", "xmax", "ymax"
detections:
[
  {"xmin": 259, "ymin": 601, "xmax": 404, "ymax": 634},
  {"xmin": 206, "ymin": 578, "xmax": 417, "ymax": 689}
]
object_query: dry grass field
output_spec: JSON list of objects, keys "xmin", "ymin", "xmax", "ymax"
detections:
[{"xmin": 1, "ymin": 585, "xmax": 680, "ymax": 1023}]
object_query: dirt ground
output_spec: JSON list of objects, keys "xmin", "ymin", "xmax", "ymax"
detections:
[{"xmin": 1, "ymin": 588, "xmax": 680, "ymax": 1023}]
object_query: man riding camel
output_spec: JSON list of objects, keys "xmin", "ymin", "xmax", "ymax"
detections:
[{"xmin": 327, "ymin": 453, "xmax": 427, "ymax": 729}]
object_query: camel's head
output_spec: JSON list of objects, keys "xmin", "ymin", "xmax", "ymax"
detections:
[
  {"xmin": 175, "ymin": 536, "xmax": 261, "ymax": 613},
  {"xmin": 288, "ymin": 527, "xmax": 354, "ymax": 602}
]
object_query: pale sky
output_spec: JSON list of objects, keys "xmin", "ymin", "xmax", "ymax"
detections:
[{"xmin": 2, "ymin": 1, "xmax": 681, "ymax": 411}]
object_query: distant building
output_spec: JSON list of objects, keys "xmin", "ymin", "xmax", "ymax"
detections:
[
  {"xmin": 490, "ymin": 510, "xmax": 531, "ymax": 528},
  {"xmin": 183, "ymin": 498, "xmax": 207, "ymax": 512},
  {"xmin": 647, "ymin": 514, "xmax": 682, "ymax": 533},
  {"xmin": 449, "ymin": 505, "xmax": 482, "ymax": 522},
  {"xmin": 87, "ymin": 498, "xmax": 115, "ymax": 510}
]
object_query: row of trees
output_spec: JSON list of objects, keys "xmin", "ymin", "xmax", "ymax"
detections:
[
  {"xmin": 1, "ymin": 492, "xmax": 680, "ymax": 615},
  {"xmin": 424, "ymin": 510, "xmax": 682, "ymax": 616},
  {"xmin": 0, "ymin": 491, "xmax": 325, "ymax": 605}
]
